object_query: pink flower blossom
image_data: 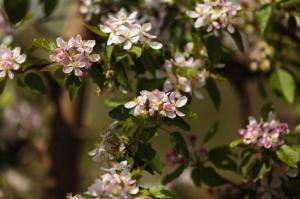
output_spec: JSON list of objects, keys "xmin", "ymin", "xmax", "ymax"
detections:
[
  {"xmin": 49, "ymin": 35, "xmax": 100, "ymax": 77},
  {"xmin": 239, "ymin": 112, "xmax": 289, "ymax": 149}
]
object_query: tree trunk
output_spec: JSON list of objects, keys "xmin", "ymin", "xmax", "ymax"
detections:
[{"xmin": 42, "ymin": 1, "xmax": 89, "ymax": 198}]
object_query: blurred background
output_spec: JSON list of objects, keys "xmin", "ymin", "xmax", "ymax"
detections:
[{"xmin": 0, "ymin": 0, "xmax": 299, "ymax": 199}]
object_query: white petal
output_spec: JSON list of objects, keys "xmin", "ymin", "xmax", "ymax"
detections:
[
  {"xmin": 149, "ymin": 42, "xmax": 163, "ymax": 50},
  {"xmin": 175, "ymin": 96, "xmax": 188, "ymax": 107},
  {"xmin": 227, "ymin": 25, "xmax": 235, "ymax": 34},
  {"xmin": 90, "ymin": 54, "xmax": 100, "ymax": 62},
  {"xmin": 16, "ymin": 54, "xmax": 26, "ymax": 64},
  {"xmin": 176, "ymin": 110, "xmax": 185, "ymax": 117},
  {"xmin": 194, "ymin": 17, "xmax": 203, "ymax": 28},
  {"xmin": 75, "ymin": 68, "xmax": 83, "ymax": 76},
  {"xmin": 62, "ymin": 66, "xmax": 73, "ymax": 74},
  {"xmin": 0, "ymin": 70, "xmax": 6, "ymax": 78},
  {"xmin": 130, "ymin": 35, "xmax": 140, "ymax": 43},
  {"xmin": 12, "ymin": 47, "xmax": 21, "ymax": 58},
  {"xmin": 124, "ymin": 101, "xmax": 137, "ymax": 108},
  {"xmin": 7, "ymin": 71, "xmax": 14, "ymax": 79},
  {"xmin": 186, "ymin": 11, "xmax": 199, "ymax": 18},
  {"xmin": 167, "ymin": 111, "xmax": 176, "ymax": 119},
  {"xmin": 99, "ymin": 25, "xmax": 111, "ymax": 33},
  {"xmin": 85, "ymin": 40, "xmax": 96, "ymax": 48},
  {"xmin": 123, "ymin": 41, "xmax": 132, "ymax": 50}
]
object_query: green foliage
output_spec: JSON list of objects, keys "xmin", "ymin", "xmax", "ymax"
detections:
[
  {"xmin": 202, "ymin": 122, "xmax": 219, "ymax": 145},
  {"xmin": 256, "ymin": 4, "xmax": 273, "ymax": 35},
  {"xmin": 270, "ymin": 68, "xmax": 296, "ymax": 104},
  {"xmin": 4, "ymin": 0, "xmax": 29, "ymax": 24},
  {"xmin": 43, "ymin": 0, "xmax": 59, "ymax": 17},
  {"xmin": 33, "ymin": 38, "xmax": 57, "ymax": 52},
  {"xmin": 66, "ymin": 75, "xmax": 82, "ymax": 99},
  {"xmin": 276, "ymin": 144, "xmax": 300, "ymax": 168},
  {"xmin": 208, "ymin": 146, "xmax": 237, "ymax": 171},
  {"xmin": 164, "ymin": 117, "xmax": 191, "ymax": 131},
  {"xmin": 170, "ymin": 132, "xmax": 189, "ymax": 161},
  {"xmin": 24, "ymin": 72, "xmax": 47, "ymax": 94},
  {"xmin": 206, "ymin": 36, "xmax": 222, "ymax": 66},
  {"xmin": 228, "ymin": 30, "xmax": 245, "ymax": 53},
  {"xmin": 84, "ymin": 24, "xmax": 107, "ymax": 38},
  {"xmin": 162, "ymin": 164, "xmax": 185, "ymax": 185},
  {"xmin": 191, "ymin": 166, "xmax": 226, "ymax": 187},
  {"xmin": 109, "ymin": 105, "xmax": 131, "ymax": 121}
]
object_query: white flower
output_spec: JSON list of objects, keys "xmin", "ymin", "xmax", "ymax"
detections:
[
  {"xmin": 0, "ymin": 46, "xmax": 26, "ymax": 80},
  {"xmin": 79, "ymin": 0, "xmax": 101, "ymax": 21},
  {"xmin": 100, "ymin": 9, "xmax": 162, "ymax": 51},
  {"xmin": 186, "ymin": 0, "xmax": 241, "ymax": 33}
]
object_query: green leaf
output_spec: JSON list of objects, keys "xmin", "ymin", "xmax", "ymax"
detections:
[
  {"xmin": 137, "ymin": 144, "xmax": 164, "ymax": 174},
  {"xmin": 251, "ymin": 159, "xmax": 271, "ymax": 182},
  {"xmin": 136, "ymin": 78, "xmax": 164, "ymax": 94},
  {"xmin": 208, "ymin": 146, "xmax": 237, "ymax": 171},
  {"xmin": 109, "ymin": 105, "xmax": 131, "ymax": 121},
  {"xmin": 162, "ymin": 164, "xmax": 185, "ymax": 185},
  {"xmin": 228, "ymin": 30, "xmax": 245, "ymax": 53},
  {"xmin": 43, "ymin": 0, "xmax": 59, "ymax": 17},
  {"xmin": 170, "ymin": 132, "xmax": 189, "ymax": 160},
  {"xmin": 53, "ymin": 69, "xmax": 68, "ymax": 87},
  {"xmin": 191, "ymin": 166, "xmax": 226, "ymax": 187},
  {"xmin": 164, "ymin": 117, "xmax": 191, "ymax": 131},
  {"xmin": 33, "ymin": 38, "xmax": 57, "ymax": 52},
  {"xmin": 24, "ymin": 73, "xmax": 47, "ymax": 94},
  {"xmin": 128, "ymin": 46, "xmax": 142, "ymax": 58},
  {"xmin": 4, "ymin": 0, "xmax": 29, "ymax": 24},
  {"xmin": 202, "ymin": 122, "xmax": 219, "ymax": 145},
  {"xmin": 88, "ymin": 66, "xmax": 105, "ymax": 89},
  {"xmin": 276, "ymin": 144, "xmax": 300, "ymax": 168},
  {"xmin": 65, "ymin": 75, "xmax": 82, "ymax": 99},
  {"xmin": 148, "ymin": 187, "xmax": 175, "ymax": 199},
  {"xmin": 230, "ymin": 139, "xmax": 243, "ymax": 148},
  {"xmin": 256, "ymin": 4, "xmax": 273, "ymax": 35},
  {"xmin": 270, "ymin": 69, "xmax": 296, "ymax": 104},
  {"xmin": 141, "ymin": 127, "xmax": 158, "ymax": 144},
  {"xmin": 115, "ymin": 66, "xmax": 131, "ymax": 90},
  {"xmin": 206, "ymin": 36, "xmax": 222, "ymax": 66},
  {"xmin": 84, "ymin": 24, "xmax": 107, "ymax": 37},
  {"xmin": 205, "ymin": 78, "xmax": 221, "ymax": 110},
  {"xmin": 239, "ymin": 149, "xmax": 255, "ymax": 182}
]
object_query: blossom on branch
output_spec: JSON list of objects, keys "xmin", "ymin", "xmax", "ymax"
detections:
[
  {"xmin": 124, "ymin": 90, "xmax": 188, "ymax": 119},
  {"xmin": 100, "ymin": 9, "xmax": 162, "ymax": 50},
  {"xmin": 0, "ymin": 45, "xmax": 26, "ymax": 80},
  {"xmin": 186, "ymin": 0, "xmax": 241, "ymax": 33},
  {"xmin": 156, "ymin": 43, "xmax": 209, "ymax": 99},
  {"xmin": 49, "ymin": 35, "xmax": 100, "ymax": 77},
  {"xmin": 239, "ymin": 112, "xmax": 289, "ymax": 149}
]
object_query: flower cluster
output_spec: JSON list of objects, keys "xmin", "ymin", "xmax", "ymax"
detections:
[
  {"xmin": 0, "ymin": 45, "xmax": 26, "ymax": 80},
  {"xmin": 239, "ymin": 112, "xmax": 289, "ymax": 149},
  {"xmin": 89, "ymin": 122, "xmax": 128, "ymax": 170},
  {"xmin": 249, "ymin": 39, "xmax": 274, "ymax": 72},
  {"xmin": 124, "ymin": 90, "xmax": 188, "ymax": 119},
  {"xmin": 49, "ymin": 35, "xmax": 100, "ymax": 77},
  {"xmin": 87, "ymin": 161, "xmax": 139, "ymax": 199},
  {"xmin": 186, "ymin": 0, "xmax": 241, "ymax": 33},
  {"xmin": 79, "ymin": 0, "xmax": 101, "ymax": 21},
  {"xmin": 100, "ymin": 9, "xmax": 163, "ymax": 50},
  {"xmin": 156, "ymin": 43, "xmax": 209, "ymax": 99}
]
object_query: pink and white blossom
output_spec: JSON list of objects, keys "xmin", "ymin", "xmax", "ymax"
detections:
[
  {"xmin": 49, "ymin": 35, "xmax": 100, "ymax": 77},
  {"xmin": 79, "ymin": 0, "xmax": 101, "ymax": 21},
  {"xmin": 0, "ymin": 45, "xmax": 26, "ymax": 80},
  {"xmin": 99, "ymin": 9, "xmax": 162, "ymax": 50},
  {"xmin": 186, "ymin": 0, "xmax": 241, "ymax": 33},
  {"xmin": 124, "ymin": 90, "xmax": 188, "ymax": 119},
  {"xmin": 239, "ymin": 112, "xmax": 289, "ymax": 149}
]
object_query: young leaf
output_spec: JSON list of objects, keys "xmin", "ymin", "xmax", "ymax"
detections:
[
  {"xmin": 128, "ymin": 46, "xmax": 142, "ymax": 58},
  {"xmin": 208, "ymin": 146, "xmax": 237, "ymax": 171},
  {"xmin": 230, "ymin": 139, "xmax": 243, "ymax": 148},
  {"xmin": 202, "ymin": 122, "xmax": 219, "ymax": 145},
  {"xmin": 205, "ymin": 78, "xmax": 221, "ymax": 110},
  {"xmin": 162, "ymin": 164, "xmax": 185, "ymax": 185},
  {"xmin": 84, "ymin": 24, "xmax": 107, "ymax": 38},
  {"xmin": 170, "ymin": 132, "xmax": 189, "ymax": 160},
  {"xmin": 141, "ymin": 127, "xmax": 158, "ymax": 144},
  {"xmin": 65, "ymin": 75, "xmax": 82, "ymax": 99},
  {"xmin": 137, "ymin": 144, "xmax": 164, "ymax": 174},
  {"xmin": 239, "ymin": 149, "xmax": 255, "ymax": 182},
  {"xmin": 270, "ymin": 69, "xmax": 296, "ymax": 104},
  {"xmin": 43, "ymin": 0, "xmax": 59, "ymax": 17},
  {"xmin": 164, "ymin": 117, "xmax": 191, "ymax": 131},
  {"xmin": 88, "ymin": 66, "xmax": 105, "ymax": 89},
  {"xmin": 251, "ymin": 159, "xmax": 271, "ymax": 182},
  {"xmin": 276, "ymin": 144, "xmax": 300, "ymax": 168},
  {"xmin": 148, "ymin": 187, "xmax": 175, "ymax": 199},
  {"xmin": 256, "ymin": 4, "xmax": 272, "ymax": 35},
  {"xmin": 228, "ymin": 30, "xmax": 245, "ymax": 53},
  {"xmin": 33, "ymin": 38, "xmax": 56, "ymax": 52},
  {"xmin": 109, "ymin": 105, "xmax": 131, "ymax": 121},
  {"xmin": 4, "ymin": 0, "xmax": 29, "ymax": 24},
  {"xmin": 206, "ymin": 36, "xmax": 222, "ymax": 66},
  {"xmin": 115, "ymin": 66, "xmax": 131, "ymax": 90},
  {"xmin": 191, "ymin": 166, "xmax": 226, "ymax": 187},
  {"xmin": 24, "ymin": 73, "xmax": 48, "ymax": 94}
]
